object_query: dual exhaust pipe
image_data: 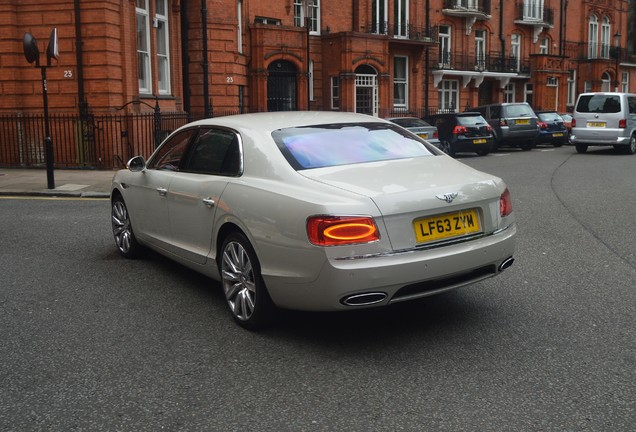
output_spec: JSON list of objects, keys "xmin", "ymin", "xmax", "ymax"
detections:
[{"xmin": 340, "ymin": 256, "xmax": 515, "ymax": 307}]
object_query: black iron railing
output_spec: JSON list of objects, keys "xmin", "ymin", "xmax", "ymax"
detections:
[
  {"xmin": 365, "ymin": 22, "xmax": 437, "ymax": 42},
  {"xmin": 443, "ymin": 0, "xmax": 491, "ymax": 15},
  {"xmin": 433, "ymin": 51, "xmax": 530, "ymax": 74}
]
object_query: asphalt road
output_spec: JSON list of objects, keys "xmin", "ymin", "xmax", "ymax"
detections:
[{"xmin": 1, "ymin": 145, "xmax": 635, "ymax": 431}]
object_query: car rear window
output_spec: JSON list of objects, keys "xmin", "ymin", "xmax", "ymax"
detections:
[
  {"xmin": 391, "ymin": 118, "xmax": 432, "ymax": 128},
  {"xmin": 537, "ymin": 112, "xmax": 562, "ymax": 122},
  {"xmin": 503, "ymin": 104, "xmax": 535, "ymax": 117},
  {"xmin": 457, "ymin": 115, "xmax": 488, "ymax": 126},
  {"xmin": 272, "ymin": 123, "xmax": 436, "ymax": 170},
  {"xmin": 576, "ymin": 95, "xmax": 621, "ymax": 113}
]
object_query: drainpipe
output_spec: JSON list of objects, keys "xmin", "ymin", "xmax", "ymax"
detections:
[
  {"xmin": 201, "ymin": 0, "xmax": 211, "ymax": 117},
  {"xmin": 425, "ymin": 0, "xmax": 430, "ymax": 116},
  {"xmin": 74, "ymin": 0, "xmax": 88, "ymax": 117},
  {"xmin": 181, "ymin": 0, "xmax": 191, "ymax": 113}
]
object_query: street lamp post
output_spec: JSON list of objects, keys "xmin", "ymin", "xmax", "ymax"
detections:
[
  {"xmin": 613, "ymin": 32, "xmax": 621, "ymax": 92},
  {"xmin": 304, "ymin": 0, "xmax": 311, "ymax": 110}
]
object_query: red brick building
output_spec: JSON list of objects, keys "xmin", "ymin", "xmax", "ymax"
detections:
[{"xmin": 1, "ymin": 0, "xmax": 635, "ymax": 167}]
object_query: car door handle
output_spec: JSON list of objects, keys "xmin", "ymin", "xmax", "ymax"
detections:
[
  {"xmin": 202, "ymin": 197, "xmax": 216, "ymax": 208},
  {"xmin": 157, "ymin": 187, "xmax": 168, "ymax": 197}
]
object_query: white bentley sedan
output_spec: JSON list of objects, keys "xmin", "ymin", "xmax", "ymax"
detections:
[{"xmin": 111, "ymin": 112, "xmax": 516, "ymax": 329}]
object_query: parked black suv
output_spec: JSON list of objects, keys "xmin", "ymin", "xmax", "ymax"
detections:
[{"xmin": 426, "ymin": 112, "xmax": 495, "ymax": 157}]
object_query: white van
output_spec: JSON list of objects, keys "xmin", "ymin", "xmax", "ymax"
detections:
[{"xmin": 570, "ymin": 92, "xmax": 636, "ymax": 154}]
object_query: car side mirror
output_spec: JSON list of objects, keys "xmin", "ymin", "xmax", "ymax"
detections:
[{"xmin": 127, "ymin": 156, "xmax": 146, "ymax": 172}]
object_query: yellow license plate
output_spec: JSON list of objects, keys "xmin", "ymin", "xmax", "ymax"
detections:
[
  {"xmin": 417, "ymin": 133, "xmax": 429, "ymax": 139},
  {"xmin": 473, "ymin": 139, "xmax": 487, "ymax": 144},
  {"xmin": 413, "ymin": 209, "xmax": 481, "ymax": 243},
  {"xmin": 588, "ymin": 122, "xmax": 606, "ymax": 128},
  {"xmin": 516, "ymin": 119, "xmax": 530, "ymax": 125},
  {"xmin": 552, "ymin": 133, "xmax": 564, "ymax": 137}
]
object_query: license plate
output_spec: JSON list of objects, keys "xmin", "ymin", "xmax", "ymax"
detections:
[
  {"xmin": 473, "ymin": 139, "xmax": 487, "ymax": 144},
  {"xmin": 587, "ymin": 122, "xmax": 606, "ymax": 128},
  {"xmin": 552, "ymin": 133, "xmax": 564, "ymax": 137},
  {"xmin": 516, "ymin": 119, "xmax": 530, "ymax": 125},
  {"xmin": 417, "ymin": 133, "xmax": 429, "ymax": 139},
  {"xmin": 413, "ymin": 209, "xmax": 481, "ymax": 244}
]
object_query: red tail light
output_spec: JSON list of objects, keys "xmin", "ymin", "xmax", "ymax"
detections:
[
  {"xmin": 500, "ymin": 188, "xmax": 513, "ymax": 217},
  {"xmin": 486, "ymin": 125, "xmax": 493, "ymax": 132},
  {"xmin": 307, "ymin": 216, "xmax": 379, "ymax": 246},
  {"xmin": 500, "ymin": 119, "xmax": 508, "ymax": 127},
  {"xmin": 571, "ymin": 118, "xmax": 576, "ymax": 127},
  {"xmin": 453, "ymin": 125, "xmax": 468, "ymax": 135},
  {"xmin": 433, "ymin": 130, "xmax": 439, "ymax": 139},
  {"xmin": 619, "ymin": 119, "xmax": 627, "ymax": 128},
  {"xmin": 538, "ymin": 121, "xmax": 548, "ymax": 129}
]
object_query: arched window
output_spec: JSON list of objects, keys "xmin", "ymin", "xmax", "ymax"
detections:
[
  {"xmin": 600, "ymin": 17, "xmax": 611, "ymax": 58},
  {"xmin": 588, "ymin": 15, "xmax": 598, "ymax": 59}
]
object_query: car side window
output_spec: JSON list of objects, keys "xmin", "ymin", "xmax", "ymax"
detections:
[
  {"xmin": 147, "ymin": 129, "xmax": 197, "ymax": 171},
  {"xmin": 490, "ymin": 106, "xmax": 501, "ymax": 118},
  {"xmin": 184, "ymin": 128, "xmax": 241, "ymax": 176},
  {"xmin": 628, "ymin": 97, "xmax": 636, "ymax": 115}
]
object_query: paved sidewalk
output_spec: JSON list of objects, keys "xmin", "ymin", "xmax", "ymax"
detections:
[{"xmin": 0, "ymin": 168, "xmax": 116, "ymax": 198}]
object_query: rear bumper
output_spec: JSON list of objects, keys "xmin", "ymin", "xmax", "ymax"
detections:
[
  {"xmin": 264, "ymin": 223, "xmax": 517, "ymax": 311},
  {"xmin": 570, "ymin": 131, "xmax": 631, "ymax": 145},
  {"xmin": 453, "ymin": 137, "xmax": 494, "ymax": 153}
]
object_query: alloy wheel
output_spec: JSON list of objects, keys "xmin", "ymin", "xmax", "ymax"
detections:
[
  {"xmin": 112, "ymin": 200, "xmax": 133, "ymax": 255},
  {"xmin": 221, "ymin": 240, "xmax": 257, "ymax": 322}
]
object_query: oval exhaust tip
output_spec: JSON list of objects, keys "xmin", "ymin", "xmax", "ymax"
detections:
[
  {"xmin": 341, "ymin": 292, "xmax": 388, "ymax": 306},
  {"xmin": 499, "ymin": 257, "xmax": 515, "ymax": 272}
]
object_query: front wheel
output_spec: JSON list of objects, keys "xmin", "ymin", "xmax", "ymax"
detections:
[
  {"xmin": 111, "ymin": 195, "xmax": 143, "ymax": 258},
  {"xmin": 219, "ymin": 232, "xmax": 274, "ymax": 330},
  {"xmin": 575, "ymin": 143, "xmax": 588, "ymax": 154}
]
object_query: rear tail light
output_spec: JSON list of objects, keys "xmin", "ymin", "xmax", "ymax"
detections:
[
  {"xmin": 433, "ymin": 130, "xmax": 439, "ymax": 139},
  {"xmin": 486, "ymin": 125, "xmax": 493, "ymax": 132},
  {"xmin": 619, "ymin": 119, "xmax": 627, "ymax": 128},
  {"xmin": 453, "ymin": 126, "xmax": 468, "ymax": 135},
  {"xmin": 571, "ymin": 118, "xmax": 576, "ymax": 127},
  {"xmin": 538, "ymin": 121, "xmax": 548, "ymax": 129},
  {"xmin": 500, "ymin": 188, "xmax": 513, "ymax": 217},
  {"xmin": 500, "ymin": 119, "xmax": 508, "ymax": 127},
  {"xmin": 307, "ymin": 216, "xmax": 379, "ymax": 246}
]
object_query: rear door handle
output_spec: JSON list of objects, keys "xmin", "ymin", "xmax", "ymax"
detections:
[{"xmin": 157, "ymin": 187, "xmax": 168, "ymax": 197}]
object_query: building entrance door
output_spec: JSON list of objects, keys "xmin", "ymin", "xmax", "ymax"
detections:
[
  {"xmin": 355, "ymin": 65, "xmax": 378, "ymax": 116},
  {"xmin": 267, "ymin": 60, "xmax": 298, "ymax": 111}
]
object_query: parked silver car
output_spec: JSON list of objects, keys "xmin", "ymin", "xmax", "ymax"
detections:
[
  {"xmin": 472, "ymin": 102, "xmax": 539, "ymax": 150},
  {"xmin": 386, "ymin": 116, "xmax": 441, "ymax": 148},
  {"xmin": 111, "ymin": 112, "xmax": 516, "ymax": 329},
  {"xmin": 570, "ymin": 92, "xmax": 636, "ymax": 154}
]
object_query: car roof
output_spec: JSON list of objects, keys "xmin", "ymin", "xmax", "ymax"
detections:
[{"xmin": 183, "ymin": 111, "xmax": 385, "ymax": 133}]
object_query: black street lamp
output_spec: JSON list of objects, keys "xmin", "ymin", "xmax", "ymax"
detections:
[
  {"xmin": 613, "ymin": 32, "xmax": 621, "ymax": 91},
  {"xmin": 304, "ymin": 0, "xmax": 312, "ymax": 110}
]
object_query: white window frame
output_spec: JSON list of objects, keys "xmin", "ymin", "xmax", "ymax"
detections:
[
  {"xmin": 136, "ymin": 0, "xmax": 152, "ymax": 94},
  {"xmin": 539, "ymin": 37, "xmax": 549, "ymax": 54},
  {"xmin": 601, "ymin": 72, "xmax": 611, "ymax": 92},
  {"xmin": 524, "ymin": 83, "xmax": 533, "ymax": 105},
  {"xmin": 438, "ymin": 79, "xmax": 459, "ymax": 112},
  {"xmin": 588, "ymin": 15, "xmax": 598, "ymax": 59},
  {"xmin": 511, "ymin": 34, "xmax": 521, "ymax": 72},
  {"xmin": 155, "ymin": 0, "xmax": 170, "ymax": 95},
  {"xmin": 439, "ymin": 25, "xmax": 451, "ymax": 67},
  {"xmin": 331, "ymin": 76, "xmax": 340, "ymax": 110},
  {"xmin": 294, "ymin": 0, "xmax": 320, "ymax": 35},
  {"xmin": 372, "ymin": 0, "xmax": 388, "ymax": 34},
  {"xmin": 600, "ymin": 17, "xmax": 610, "ymax": 59},
  {"xmin": 504, "ymin": 83, "xmax": 516, "ymax": 103},
  {"xmin": 524, "ymin": 0, "xmax": 544, "ymax": 21},
  {"xmin": 394, "ymin": 0, "xmax": 409, "ymax": 38},
  {"xmin": 475, "ymin": 29, "xmax": 486, "ymax": 70},
  {"xmin": 393, "ymin": 56, "xmax": 408, "ymax": 109},
  {"xmin": 584, "ymin": 81, "xmax": 592, "ymax": 93},
  {"xmin": 237, "ymin": 0, "xmax": 243, "ymax": 54},
  {"xmin": 567, "ymin": 70, "xmax": 577, "ymax": 106},
  {"xmin": 622, "ymin": 71, "xmax": 629, "ymax": 93}
]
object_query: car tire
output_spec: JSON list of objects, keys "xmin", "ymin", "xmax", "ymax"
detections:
[
  {"xmin": 626, "ymin": 135, "xmax": 636, "ymax": 154},
  {"xmin": 575, "ymin": 143, "xmax": 588, "ymax": 154},
  {"xmin": 111, "ymin": 195, "xmax": 143, "ymax": 259},
  {"xmin": 219, "ymin": 232, "xmax": 274, "ymax": 330},
  {"xmin": 520, "ymin": 141, "xmax": 534, "ymax": 151},
  {"xmin": 476, "ymin": 149, "xmax": 489, "ymax": 156},
  {"xmin": 441, "ymin": 140, "xmax": 455, "ymax": 157}
]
